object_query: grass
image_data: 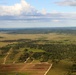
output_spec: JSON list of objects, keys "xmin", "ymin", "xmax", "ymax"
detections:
[
  {"xmin": 47, "ymin": 60, "xmax": 73, "ymax": 75},
  {"xmin": 28, "ymin": 48, "xmax": 45, "ymax": 52},
  {"xmin": 5, "ymin": 47, "xmax": 44, "ymax": 64},
  {"xmin": 6, "ymin": 48, "xmax": 25, "ymax": 64},
  {"xmin": 33, "ymin": 60, "xmax": 40, "ymax": 63},
  {"xmin": 0, "ymin": 42, "xmax": 10, "ymax": 47},
  {"xmin": 0, "ymin": 33, "xmax": 76, "ymax": 47},
  {"xmin": 0, "ymin": 55, "xmax": 5, "ymax": 64},
  {"xmin": 0, "ymin": 33, "xmax": 76, "ymax": 75},
  {"xmin": 0, "ymin": 72, "xmax": 30, "ymax": 75},
  {"xmin": 0, "ymin": 33, "xmax": 76, "ymax": 41}
]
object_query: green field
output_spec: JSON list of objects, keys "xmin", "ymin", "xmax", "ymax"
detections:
[{"xmin": 47, "ymin": 60, "xmax": 73, "ymax": 75}]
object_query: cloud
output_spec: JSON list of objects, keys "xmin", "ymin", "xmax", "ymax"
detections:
[
  {"xmin": 41, "ymin": 9, "xmax": 47, "ymax": 15},
  {"xmin": 0, "ymin": 0, "xmax": 76, "ymax": 22},
  {"xmin": 0, "ymin": 0, "xmax": 39, "ymax": 16},
  {"xmin": 55, "ymin": 0, "xmax": 76, "ymax": 6},
  {"xmin": 52, "ymin": 20, "xmax": 61, "ymax": 22}
]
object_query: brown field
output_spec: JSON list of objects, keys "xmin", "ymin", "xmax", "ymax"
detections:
[{"xmin": 0, "ymin": 63, "xmax": 50, "ymax": 75}]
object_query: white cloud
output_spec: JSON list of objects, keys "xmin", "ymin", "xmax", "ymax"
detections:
[
  {"xmin": 0, "ymin": 0, "xmax": 38, "ymax": 16},
  {"xmin": 41, "ymin": 9, "xmax": 47, "ymax": 15},
  {"xmin": 0, "ymin": 0, "xmax": 76, "ymax": 22},
  {"xmin": 55, "ymin": 0, "xmax": 76, "ymax": 6},
  {"xmin": 52, "ymin": 20, "xmax": 61, "ymax": 22}
]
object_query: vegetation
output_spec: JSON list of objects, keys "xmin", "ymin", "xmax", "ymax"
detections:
[{"xmin": 0, "ymin": 28, "xmax": 76, "ymax": 75}]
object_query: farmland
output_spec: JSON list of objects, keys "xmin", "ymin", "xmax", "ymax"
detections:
[
  {"xmin": 0, "ymin": 28, "xmax": 76, "ymax": 75},
  {"xmin": 0, "ymin": 63, "xmax": 51, "ymax": 75}
]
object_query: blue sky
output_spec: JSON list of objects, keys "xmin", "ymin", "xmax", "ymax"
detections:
[
  {"xmin": 0, "ymin": 0, "xmax": 76, "ymax": 28},
  {"xmin": 0, "ymin": 0, "xmax": 76, "ymax": 12}
]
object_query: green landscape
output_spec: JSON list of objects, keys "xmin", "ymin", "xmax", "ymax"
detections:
[
  {"xmin": 0, "ymin": 28, "xmax": 76, "ymax": 75},
  {"xmin": 0, "ymin": 0, "xmax": 76, "ymax": 75}
]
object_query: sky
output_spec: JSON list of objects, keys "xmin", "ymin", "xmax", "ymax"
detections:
[{"xmin": 0, "ymin": 0, "xmax": 76, "ymax": 28}]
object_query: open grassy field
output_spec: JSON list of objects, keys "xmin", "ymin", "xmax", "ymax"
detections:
[
  {"xmin": 47, "ymin": 60, "xmax": 73, "ymax": 75},
  {"xmin": 0, "ymin": 32, "xmax": 76, "ymax": 48},
  {"xmin": 0, "ymin": 33, "xmax": 68, "ymax": 47},
  {"xmin": 0, "ymin": 33, "xmax": 76, "ymax": 41},
  {"xmin": 0, "ymin": 42, "xmax": 12, "ymax": 47}
]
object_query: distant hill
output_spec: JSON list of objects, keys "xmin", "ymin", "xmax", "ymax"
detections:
[{"xmin": 0, "ymin": 27, "xmax": 76, "ymax": 34}]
